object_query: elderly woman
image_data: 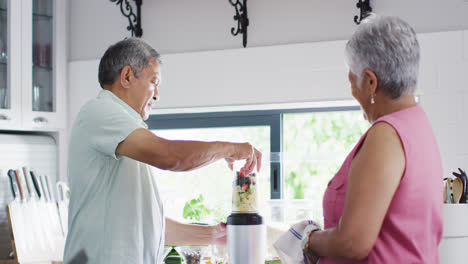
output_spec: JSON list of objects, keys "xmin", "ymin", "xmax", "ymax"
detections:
[{"xmin": 303, "ymin": 15, "xmax": 443, "ymax": 263}]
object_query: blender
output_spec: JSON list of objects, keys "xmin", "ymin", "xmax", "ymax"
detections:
[{"xmin": 227, "ymin": 171, "xmax": 266, "ymax": 264}]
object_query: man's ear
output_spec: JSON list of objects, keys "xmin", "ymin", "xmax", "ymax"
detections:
[
  {"xmin": 363, "ymin": 69, "xmax": 378, "ymax": 95},
  {"xmin": 120, "ymin": 65, "xmax": 134, "ymax": 89}
]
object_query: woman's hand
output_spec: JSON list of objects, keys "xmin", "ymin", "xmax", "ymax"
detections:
[{"xmin": 303, "ymin": 229, "xmax": 320, "ymax": 264}]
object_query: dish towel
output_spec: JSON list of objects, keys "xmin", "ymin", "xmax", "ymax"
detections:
[{"xmin": 273, "ymin": 220, "xmax": 321, "ymax": 264}]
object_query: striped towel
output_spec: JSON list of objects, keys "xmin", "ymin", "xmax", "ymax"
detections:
[{"xmin": 273, "ymin": 220, "xmax": 321, "ymax": 264}]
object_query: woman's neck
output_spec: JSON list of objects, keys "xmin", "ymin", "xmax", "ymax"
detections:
[{"xmin": 369, "ymin": 94, "xmax": 417, "ymax": 123}]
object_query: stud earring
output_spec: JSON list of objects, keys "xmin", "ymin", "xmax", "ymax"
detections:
[{"xmin": 370, "ymin": 95, "xmax": 375, "ymax": 104}]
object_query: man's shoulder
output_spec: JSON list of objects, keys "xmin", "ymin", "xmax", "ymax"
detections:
[{"xmin": 76, "ymin": 94, "xmax": 125, "ymax": 122}]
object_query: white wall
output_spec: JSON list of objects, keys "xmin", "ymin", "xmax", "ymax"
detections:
[
  {"xmin": 68, "ymin": 0, "xmax": 468, "ymax": 60},
  {"xmin": 68, "ymin": 30, "xmax": 468, "ymax": 176}
]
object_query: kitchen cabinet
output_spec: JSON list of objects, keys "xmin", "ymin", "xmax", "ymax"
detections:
[
  {"xmin": 0, "ymin": 0, "xmax": 66, "ymax": 131},
  {"xmin": 0, "ymin": 0, "xmax": 21, "ymax": 128}
]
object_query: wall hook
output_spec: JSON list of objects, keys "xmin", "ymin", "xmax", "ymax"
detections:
[
  {"xmin": 354, "ymin": 0, "xmax": 372, "ymax": 25},
  {"xmin": 110, "ymin": 0, "xmax": 143, "ymax": 37},
  {"xmin": 228, "ymin": 0, "xmax": 249, "ymax": 48}
]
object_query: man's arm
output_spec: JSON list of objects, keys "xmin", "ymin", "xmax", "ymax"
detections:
[
  {"xmin": 165, "ymin": 217, "xmax": 226, "ymax": 246},
  {"xmin": 116, "ymin": 128, "xmax": 262, "ymax": 173}
]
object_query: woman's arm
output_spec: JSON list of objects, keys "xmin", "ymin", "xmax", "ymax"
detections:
[
  {"xmin": 165, "ymin": 217, "xmax": 226, "ymax": 246},
  {"xmin": 306, "ymin": 122, "xmax": 406, "ymax": 261}
]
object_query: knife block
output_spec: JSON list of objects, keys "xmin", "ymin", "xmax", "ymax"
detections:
[{"xmin": 0, "ymin": 201, "xmax": 65, "ymax": 264}]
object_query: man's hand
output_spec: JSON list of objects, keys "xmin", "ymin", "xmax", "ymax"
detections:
[
  {"xmin": 225, "ymin": 143, "xmax": 262, "ymax": 174},
  {"xmin": 166, "ymin": 218, "xmax": 227, "ymax": 246},
  {"xmin": 210, "ymin": 222, "xmax": 227, "ymax": 246}
]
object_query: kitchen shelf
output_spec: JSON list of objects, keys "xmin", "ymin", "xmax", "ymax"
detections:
[
  {"xmin": 0, "ymin": 260, "xmax": 17, "ymax": 264},
  {"xmin": 32, "ymin": 13, "xmax": 53, "ymax": 20},
  {"xmin": 33, "ymin": 65, "xmax": 53, "ymax": 71}
]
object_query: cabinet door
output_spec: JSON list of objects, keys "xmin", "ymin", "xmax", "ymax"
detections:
[
  {"xmin": 22, "ymin": 0, "xmax": 64, "ymax": 130},
  {"xmin": 0, "ymin": 0, "xmax": 22, "ymax": 129}
]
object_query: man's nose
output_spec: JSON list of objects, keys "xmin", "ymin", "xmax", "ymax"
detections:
[{"xmin": 153, "ymin": 96, "xmax": 159, "ymax": 102}]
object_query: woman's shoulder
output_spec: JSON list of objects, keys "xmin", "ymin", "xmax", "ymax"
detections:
[
  {"xmin": 361, "ymin": 121, "xmax": 404, "ymax": 161},
  {"xmin": 368, "ymin": 121, "xmax": 399, "ymax": 141}
]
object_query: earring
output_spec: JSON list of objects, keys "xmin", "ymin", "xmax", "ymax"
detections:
[{"xmin": 370, "ymin": 95, "xmax": 375, "ymax": 104}]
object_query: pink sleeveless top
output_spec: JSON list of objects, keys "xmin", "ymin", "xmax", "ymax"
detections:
[{"xmin": 320, "ymin": 105, "xmax": 443, "ymax": 264}]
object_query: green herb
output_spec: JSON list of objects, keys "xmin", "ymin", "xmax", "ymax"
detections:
[{"xmin": 183, "ymin": 194, "xmax": 211, "ymax": 222}]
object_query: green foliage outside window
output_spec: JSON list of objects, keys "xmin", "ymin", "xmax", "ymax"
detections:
[
  {"xmin": 182, "ymin": 194, "xmax": 211, "ymax": 222},
  {"xmin": 182, "ymin": 194, "xmax": 228, "ymax": 224},
  {"xmin": 284, "ymin": 111, "xmax": 369, "ymax": 200}
]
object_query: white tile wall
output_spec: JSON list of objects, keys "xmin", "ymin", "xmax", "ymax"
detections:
[{"xmin": 420, "ymin": 31, "xmax": 468, "ymax": 176}]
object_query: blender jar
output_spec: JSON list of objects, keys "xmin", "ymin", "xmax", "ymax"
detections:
[
  {"xmin": 231, "ymin": 171, "xmax": 258, "ymax": 213},
  {"xmin": 227, "ymin": 171, "xmax": 266, "ymax": 264}
]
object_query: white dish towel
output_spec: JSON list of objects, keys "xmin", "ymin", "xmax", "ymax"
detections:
[{"xmin": 273, "ymin": 220, "xmax": 321, "ymax": 264}]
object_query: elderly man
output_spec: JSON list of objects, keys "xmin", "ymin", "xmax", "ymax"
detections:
[{"xmin": 63, "ymin": 38, "xmax": 262, "ymax": 264}]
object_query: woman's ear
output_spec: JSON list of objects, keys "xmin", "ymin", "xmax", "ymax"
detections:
[
  {"xmin": 363, "ymin": 69, "xmax": 378, "ymax": 95},
  {"xmin": 120, "ymin": 65, "xmax": 134, "ymax": 89}
]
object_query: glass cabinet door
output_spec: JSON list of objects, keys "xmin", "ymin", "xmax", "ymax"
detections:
[
  {"xmin": 32, "ymin": 0, "xmax": 54, "ymax": 113},
  {"xmin": 0, "ymin": 0, "xmax": 9, "ymax": 111}
]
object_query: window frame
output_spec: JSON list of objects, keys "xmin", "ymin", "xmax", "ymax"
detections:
[{"xmin": 146, "ymin": 106, "xmax": 360, "ymax": 199}]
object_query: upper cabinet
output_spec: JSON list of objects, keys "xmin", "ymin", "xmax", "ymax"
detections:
[
  {"xmin": 0, "ymin": 0, "xmax": 21, "ymax": 128},
  {"xmin": 0, "ymin": 0, "xmax": 66, "ymax": 131}
]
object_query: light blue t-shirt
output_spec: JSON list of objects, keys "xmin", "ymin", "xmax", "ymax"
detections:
[{"xmin": 64, "ymin": 90, "xmax": 165, "ymax": 264}]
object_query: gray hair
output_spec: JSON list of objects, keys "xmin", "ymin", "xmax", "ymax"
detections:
[
  {"xmin": 98, "ymin": 38, "xmax": 161, "ymax": 88},
  {"xmin": 344, "ymin": 15, "xmax": 420, "ymax": 99}
]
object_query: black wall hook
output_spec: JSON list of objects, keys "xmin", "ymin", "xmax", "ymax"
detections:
[
  {"xmin": 110, "ymin": 0, "xmax": 143, "ymax": 37},
  {"xmin": 228, "ymin": 0, "xmax": 249, "ymax": 48},
  {"xmin": 354, "ymin": 0, "xmax": 372, "ymax": 25}
]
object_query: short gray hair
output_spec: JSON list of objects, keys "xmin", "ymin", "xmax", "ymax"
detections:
[
  {"xmin": 344, "ymin": 15, "xmax": 420, "ymax": 99},
  {"xmin": 98, "ymin": 38, "xmax": 161, "ymax": 88}
]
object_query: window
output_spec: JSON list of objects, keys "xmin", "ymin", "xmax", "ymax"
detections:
[
  {"xmin": 151, "ymin": 126, "xmax": 271, "ymax": 224},
  {"xmin": 147, "ymin": 106, "xmax": 369, "ymax": 226},
  {"xmin": 282, "ymin": 111, "xmax": 369, "ymax": 225}
]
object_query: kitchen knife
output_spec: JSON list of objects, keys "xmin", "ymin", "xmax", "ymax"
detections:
[
  {"xmin": 12, "ymin": 169, "xmax": 25, "ymax": 201},
  {"xmin": 29, "ymin": 169, "xmax": 42, "ymax": 198},
  {"xmin": 40, "ymin": 175, "xmax": 50, "ymax": 202},
  {"xmin": 36, "ymin": 173, "xmax": 46, "ymax": 202},
  {"xmin": 44, "ymin": 175, "xmax": 55, "ymax": 202},
  {"xmin": 22, "ymin": 166, "xmax": 36, "ymax": 200},
  {"xmin": 7, "ymin": 169, "xmax": 20, "ymax": 199},
  {"xmin": 15, "ymin": 169, "xmax": 30, "ymax": 201},
  {"xmin": 6, "ymin": 169, "xmax": 15, "ymax": 198}
]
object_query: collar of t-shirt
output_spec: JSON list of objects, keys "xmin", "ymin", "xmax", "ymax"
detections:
[{"xmin": 98, "ymin": 89, "xmax": 148, "ymax": 129}]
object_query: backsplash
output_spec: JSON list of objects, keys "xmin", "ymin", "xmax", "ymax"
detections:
[{"xmin": 0, "ymin": 133, "xmax": 57, "ymax": 259}]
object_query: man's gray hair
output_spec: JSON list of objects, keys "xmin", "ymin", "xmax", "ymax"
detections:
[
  {"xmin": 98, "ymin": 38, "xmax": 161, "ymax": 88},
  {"xmin": 344, "ymin": 15, "xmax": 420, "ymax": 99}
]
